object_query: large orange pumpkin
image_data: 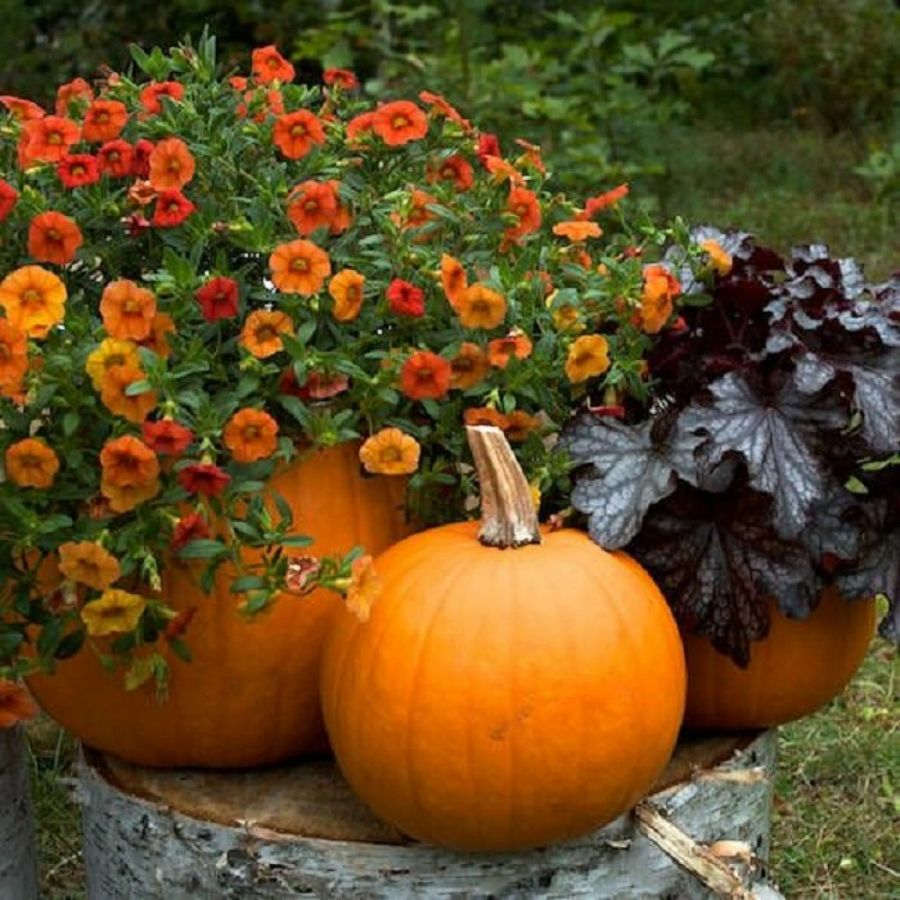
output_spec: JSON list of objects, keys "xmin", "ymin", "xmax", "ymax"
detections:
[
  {"xmin": 320, "ymin": 426, "xmax": 686, "ymax": 851},
  {"xmin": 683, "ymin": 589, "xmax": 875, "ymax": 730},
  {"xmin": 27, "ymin": 442, "xmax": 410, "ymax": 768}
]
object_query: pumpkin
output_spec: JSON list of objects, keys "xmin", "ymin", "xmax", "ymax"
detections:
[
  {"xmin": 320, "ymin": 426, "xmax": 686, "ymax": 851},
  {"xmin": 683, "ymin": 589, "xmax": 876, "ymax": 730},
  {"xmin": 27, "ymin": 442, "xmax": 411, "ymax": 768}
]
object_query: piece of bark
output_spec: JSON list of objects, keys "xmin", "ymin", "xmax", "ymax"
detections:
[
  {"xmin": 0, "ymin": 725, "xmax": 39, "ymax": 900},
  {"xmin": 79, "ymin": 730, "xmax": 782, "ymax": 899}
]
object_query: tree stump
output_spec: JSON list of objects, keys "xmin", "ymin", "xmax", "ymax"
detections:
[
  {"xmin": 79, "ymin": 730, "xmax": 782, "ymax": 899},
  {"xmin": 0, "ymin": 725, "xmax": 39, "ymax": 900}
]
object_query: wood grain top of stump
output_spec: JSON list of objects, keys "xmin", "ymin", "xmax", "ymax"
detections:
[{"xmin": 84, "ymin": 731, "xmax": 763, "ymax": 846}]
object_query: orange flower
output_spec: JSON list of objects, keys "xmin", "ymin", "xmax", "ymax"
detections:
[
  {"xmin": 252, "ymin": 45, "xmax": 295, "ymax": 84},
  {"xmin": 0, "ymin": 179, "xmax": 17, "ymax": 222},
  {"xmin": 81, "ymin": 99, "xmax": 128, "ymax": 143},
  {"xmin": 139, "ymin": 81, "xmax": 185, "ymax": 115},
  {"xmin": 552, "ymin": 220, "xmax": 602, "ymax": 242},
  {"xmin": 140, "ymin": 312, "xmax": 175, "ymax": 358},
  {"xmin": 19, "ymin": 116, "xmax": 79, "ymax": 164},
  {"xmin": 58, "ymin": 541, "xmax": 120, "ymax": 590},
  {"xmin": 514, "ymin": 138, "xmax": 546, "ymax": 174},
  {"xmin": 565, "ymin": 334, "xmax": 611, "ymax": 383},
  {"xmin": 55, "ymin": 78, "xmax": 93, "ymax": 116},
  {"xmin": 463, "ymin": 407, "xmax": 508, "ymax": 429},
  {"xmin": 484, "ymin": 155, "xmax": 525, "ymax": 185},
  {"xmin": 0, "ymin": 319, "xmax": 29, "ymax": 394},
  {"xmin": 503, "ymin": 410, "xmax": 541, "ymax": 442},
  {"xmin": 346, "ymin": 110, "xmax": 376, "ymax": 143},
  {"xmin": 701, "ymin": 239, "xmax": 733, "ymax": 276},
  {"xmin": 427, "ymin": 154, "xmax": 474, "ymax": 191},
  {"xmin": 1, "ymin": 95, "xmax": 45, "ymax": 122},
  {"xmin": 99, "ymin": 434, "xmax": 159, "ymax": 488},
  {"xmin": 324, "ymin": 68, "xmax": 359, "ymax": 91},
  {"xmin": 440, "ymin": 254, "xmax": 468, "ymax": 307},
  {"xmin": 418, "ymin": 91, "xmax": 472, "ymax": 132},
  {"xmin": 551, "ymin": 303, "xmax": 585, "ymax": 334},
  {"xmin": 328, "ymin": 269, "xmax": 365, "ymax": 321},
  {"xmin": 27, "ymin": 211, "xmax": 83, "ymax": 265},
  {"xmin": 450, "ymin": 342, "xmax": 490, "ymax": 390},
  {"xmin": 0, "ymin": 681, "xmax": 38, "ymax": 728},
  {"xmin": 327, "ymin": 180, "xmax": 353, "ymax": 234},
  {"xmin": 0, "ymin": 265, "xmax": 67, "ymax": 339},
  {"xmin": 223, "ymin": 408, "xmax": 279, "ymax": 463},
  {"xmin": 391, "ymin": 188, "xmax": 438, "ymax": 240},
  {"xmin": 269, "ymin": 239, "xmax": 331, "ymax": 295},
  {"xmin": 455, "ymin": 284, "xmax": 507, "ymax": 330},
  {"xmin": 148, "ymin": 138, "xmax": 196, "ymax": 191},
  {"xmin": 85, "ymin": 338, "xmax": 140, "ymax": 390},
  {"xmin": 487, "ymin": 331, "xmax": 533, "ymax": 368},
  {"xmin": 359, "ymin": 428, "xmax": 421, "ymax": 475},
  {"xmin": 272, "ymin": 110, "xmax": 326, "ymax": 160},
  {"xmin": 400, "ymin": 350, "xmax": 452, "ymax": 400},
  {"xmin": 372, "ymin": 100, "xmax": 428, "ymax": 146},
  {"xmin": 99, "ymin": 364, "xmax": 157, "ymax": 423},
  {"xmin": 5, "ymin": 438, "xmax": 60, "ymax": 488},
  {"xmin": 640, "ymin": 264, "xmax": 681, "ymax": 334},
  {"xmin": 240, "ymin": 309, "xmax": 295, "ymax": 358},
  {"xmin": 286, "ymin": 180, "xmax": 338, "ymax": 236},
  {"xmin": 505, "ymin": 187, "xmax": 542, "ymax": 242},
  {"xmin": 580, "ymin": 184, "xmax": 630, "ymax": 219},
  {"xmin": 99, "ymin": 279, "xmax": 157, "ymax": 341},
  {"xmin": 345, "ymin": 555, "xmax": 382, "ymax": 622},
  {"xmin": 101, "ymin": 478, "xmax": 160, "ymax": 512},
  {"xmin": 81, "ymin": 589, "xmax": 146, "ymax": 636}
]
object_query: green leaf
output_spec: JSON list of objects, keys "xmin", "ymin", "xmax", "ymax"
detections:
[
  {"xmin": 229, "ymin": 575, "xmax": 266, "ymax": 593},
  {"xmin": 178, "ymin": 539, "xmax": 228, "ymax": 559}
]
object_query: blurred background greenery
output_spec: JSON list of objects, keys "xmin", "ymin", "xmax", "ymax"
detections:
[{"xmin": 1, "ymin": 0, "xmax": 897, "ymax": 274}]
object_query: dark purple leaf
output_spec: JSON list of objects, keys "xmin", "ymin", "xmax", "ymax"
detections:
[
  {"xmin": 564, "ymin": 412, "xmax": 704, "ymax": 549},
  {"xmin": 680, "ymin": 372, "xmax": 847, "ymax": 537},
  {"xmin": 629, "ymin": 481, "xmax": 815, "ymax": 666}
]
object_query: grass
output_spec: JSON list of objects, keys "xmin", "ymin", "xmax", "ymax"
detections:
[
  {"xmin": 650, "ymin": 124, "xmax": 897, "ymax": 281},
  {"xmin": 24, "ymin": 639, "xmax": 898, "ymax": 898}
]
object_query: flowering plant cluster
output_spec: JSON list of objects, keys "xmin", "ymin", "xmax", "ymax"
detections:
[
  {"xmin": 565, "ymin": 228, "xmax": 899, "ymax": 665},
  {"xmin": 0, "ymin": 34, "xmax": 689, "ymax": 701}
]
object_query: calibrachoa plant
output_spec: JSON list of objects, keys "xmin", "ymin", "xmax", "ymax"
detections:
[{"xmin": 0, "ymin": 34, "xmax": 686, "ymax": 701}]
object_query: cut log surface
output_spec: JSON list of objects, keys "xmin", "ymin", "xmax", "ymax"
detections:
[
  {"xmin": 80, "ymin": 730, "xmax": 781, "ymax": 899},
  {"xmin": 0, "ymin": 725, "xmax": 39, "ymax": 900}
]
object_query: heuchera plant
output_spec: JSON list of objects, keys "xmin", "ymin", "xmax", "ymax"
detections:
[
  {"xmin": 0, "ymin": 33, "xmax": 684, "ymax": 695},
  {"xmin": 565, "ymin": 227, "xmax": 899, "ymax": 665}
]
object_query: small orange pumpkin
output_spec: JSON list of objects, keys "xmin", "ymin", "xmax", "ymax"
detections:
[
  {"xmin": 682, "ymin": 589, "xmax": 875, "ymax": 730},
  {"xmin": 27, "ymin": 442, "xmax": 411, "ymax": 768},
  {"xmin": 320, "ymin": 426, "xmax": 686, "ymax": 851}
]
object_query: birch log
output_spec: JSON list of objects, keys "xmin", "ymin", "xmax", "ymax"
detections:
[
  {"xmin": 0, "ymin": 725, "xmax": 39, "ymax": 900},
  {"xmin": 80, "ymin": 730, "xmax": 782, "ymax": 899}
]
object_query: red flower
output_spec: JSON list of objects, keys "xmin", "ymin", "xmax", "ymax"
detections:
[
  {"xmin": 140, "ymin": 81, "xmax": 185, "ymax": 116},
  {"xmin": 152, "ymin": 190, "xmax": 195, "ymax": 228},
  {"xmin": 476, "ymin": 133, "xmax": 501, "ymax": 166},
  {"xmin": 97, "ymin": 140, "xmax": 133, "ymax": 178},
  {"xmin": 0, "ymin": 180, "xmax": 18, "ymax": 222},
  {"xmin": 81, "ymin": 99, "xmax": 128, "ymax": 143},
  {"xmin": 324, "ymin": 68, "xmax": 359, "ymax": 90},
  {"xmin": 400, "ymin": 350, "xmax": 451, "ymax": 400},
  {"xmin": 55, "ymin": 78, "xmax": 93, "ymax": 116},
  {"xmin": 418, "ymin": 91, "xmax": 472, "ymax": 132},
  {"xmin": 387, "ymin": 279, "xmax": 426, "ymax": 317},
  {"xmin": 56, "ymin": 154, "xmax": 100, "ymax": 189},
  {"xmin": 286, "ymin": 180, "xmax": 338, "ymax": 236},
  {"xmin": 346, "ymin": 111, "xmax": 376, "ymax": 142},
  {"xmin": 1, "ymin": 95, "xmax": 45, "ymax": 122},
  {"xmin": 252, "ymin": 46, "xmax": 295, "ymax": 84},
  {"xmin": 123, "ymin": 213, "xmax": 151, "ymax": 238},
  {"xmin": 195, "ymin": 276, "xmax": 239, "ymax": 322},
  {"xmin": 170, "ymin": 513, "xmax": 210, "ymax": 552},
  {"xmin": 142, "ymin": 420, "xmax": 194, "ymax": 456},
  {"xmin": 580, "ymin": 184, "xmax": 630, "ymax": 219},
  {"xmin": 131, "ymin": 139, "xmax": 154, "ymax": 177},
  {"xmin": 279, "ymin": 368, "xmax": 350, "ymax": 400},
  {"xmin": 178, "ymin": 463, "xmax": 231, "ymax": 497},
  {"xmin": 163, "ymin": 606, "xmax": 198, "ymax": 638},
  {"xmin": 372, "ymin": 100, "xmax": 428, "ymax": 146},
  {"xmin": 427, "ymin": 154, "xmax": 474, "ymax": 192},
  {"xmin": 504, "ymin": 186, "xmax": 542, "ymax": 242}
]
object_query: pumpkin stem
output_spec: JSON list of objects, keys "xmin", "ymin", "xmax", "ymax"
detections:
[{"xmin": 466, "ymin": 425, "xmax": 542, "ymax": 549}]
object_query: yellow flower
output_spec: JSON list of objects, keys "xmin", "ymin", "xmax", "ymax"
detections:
[
  {"xmin": 359, "ymin": 427, "xmax": 421, "ymax": 475},
  {"xmin": 551, "ymin": 303, "xmax": 585, "ymax": 334},
  {"xmin": 528, "ymin": 482, "xmax": 542, "ymax": 511},
  {"xmin": 80, "ymin": 589, "xmax": 146, "ymax": 637},
  {"xmin": 565, "ymin": 334, "xmax": 611, "ymax": 383},
  {"xmin": 0, "ymin": 265, "xmax": 67, "ymax": 339},
  {"xmin": 85, "ymin": 338, "xmax": 141, "ymax": 390},
  {"xmin": 58, "ymin": 541, "xmax": 120, "ymax": 591},
  {"xmin": 700, "ymin": 239, "xmax": 733, "ymax": 276},
  {"xmin": 345, "ymin": 555, "xmax": 381, "ymax": 623}
]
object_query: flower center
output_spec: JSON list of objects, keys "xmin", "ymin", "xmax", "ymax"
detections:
[
  {"xmin": 291, "ymin": 257, "xmax": 309, "ymax": 272},
  {"xmin": 22, "ymin": 289, "xmax": 42, "ymax": 305},
  {"xmin": 108, "ymin": 151, "xmax": 120, "ymax": 162},
  {"xmin": 379, "ymin": 446, "xmax": 402, "ymax": 462},
  {"xmin": 243, "ymin": 425, "xmax": 260, "ymax": 440},
  {"xmin": 46, "ymin": 228, "xmax": 61, "ymax": 241},
  {"xmin": 48, "ymin": 132, "xmax": 62, "ymax": 145},
  {"xmin": 167, "ymin": 159, "xmax": 181, "ymax": 173},
  {"xmin": 96, "ymin": 111, "xmax": 109, "ymax": 123},
  {"xmin": 392, "ymin": 115, "xmax": 409, "ymax": 129},
  {"xmin": 304, "ymin": 200, "xmax": 319, "ymax": 211},
  {"xmin": 290, "ymin": 124, "xmax": 307, "ymax": 138},
  {"xmin": 72, "ymin": 165, "xmax": 85, "ymax": 176},
  {"xmin": 255, "ymin": 325, "xmax": 276, "ymax": 342},
  {"xmin": 124, "ymin": 298, "xmax": 142, "ymax": 313}
]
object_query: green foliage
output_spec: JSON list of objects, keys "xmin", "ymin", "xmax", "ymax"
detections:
[{"xmin": 855, "ymin": 138, "xmax": 900, "ymax": 204}]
